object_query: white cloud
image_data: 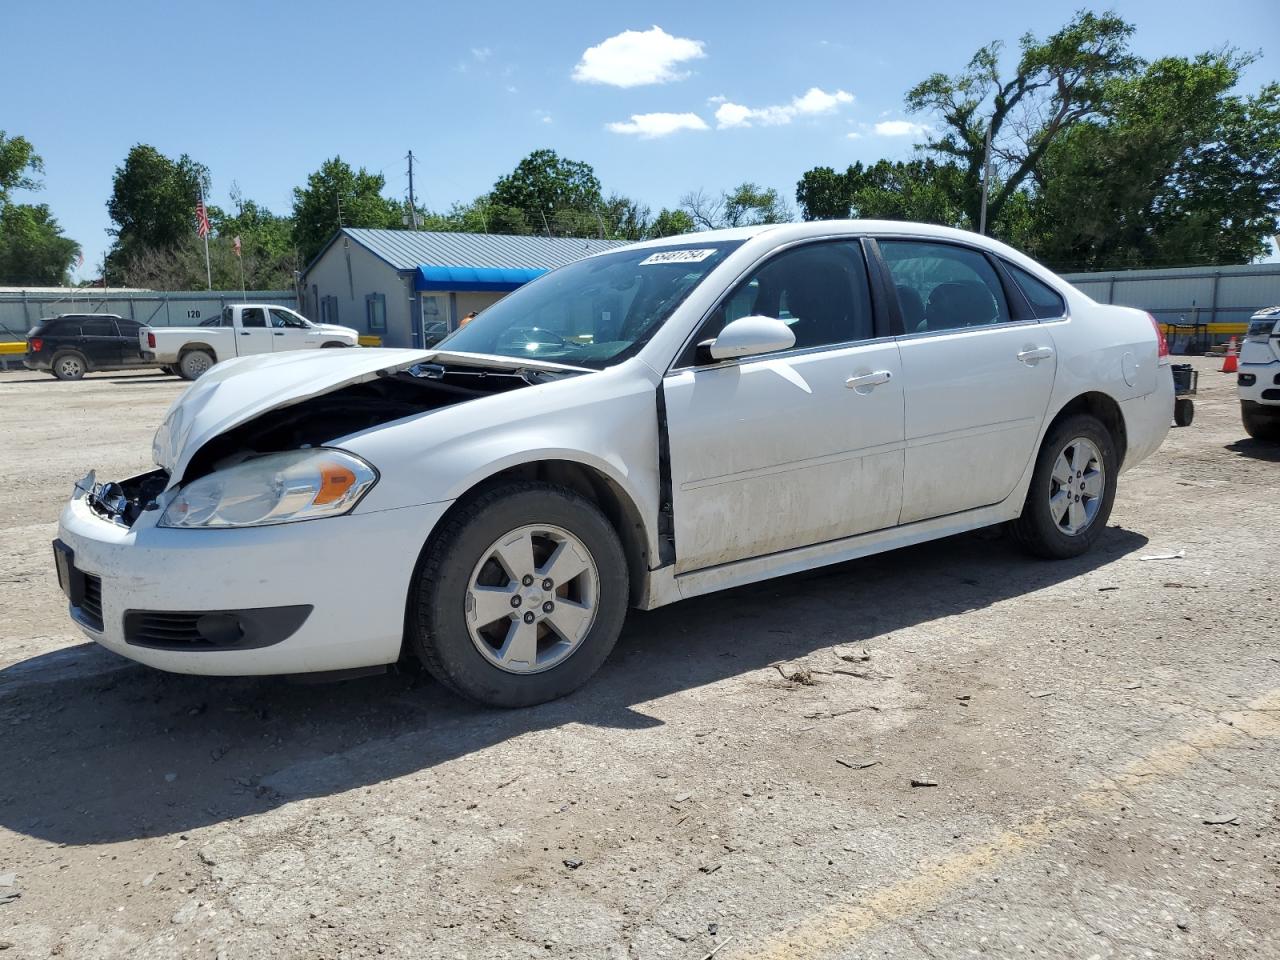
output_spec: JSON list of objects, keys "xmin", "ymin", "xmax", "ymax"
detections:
[
  {"xmin": 792, "ymin": 87, "xmax": 854, "ymax": 115},
  {"xmin": 606, "ymin": 112, "xmax": 709, "ymax": 138},
  {"xmin": 715, "ymin": 87, "xmax": 854, "ymax": 129},
  {"xmin": 471, "ymin": 46, "xmax": 492, "ymax": 61},
  {"xmin": 573, "ymin": 26, "xmax": 706, "ymax": 87},
  {"xmin": 875, "ymin": 119, "xmax": 930, "ymax": 137},
  {"xmin": 846, "ymin": 131, "xmax": 863, "ymax": 140}
]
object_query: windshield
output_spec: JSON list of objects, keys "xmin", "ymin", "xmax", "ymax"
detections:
[{"xmin": 435, "ymin": 241, "xmax": 743, "ymax": 369}]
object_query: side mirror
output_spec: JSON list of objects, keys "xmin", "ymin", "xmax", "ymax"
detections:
[{"xmin": 699, "ymin": 315, "xmax": 796, "ymax": 363}]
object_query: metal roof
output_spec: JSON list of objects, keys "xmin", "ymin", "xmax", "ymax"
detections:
[{"xmin": 339, "ymin": 229, "xmax": 629, "ymax": 272}]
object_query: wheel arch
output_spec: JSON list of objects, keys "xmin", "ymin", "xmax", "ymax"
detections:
[
  {"xmin": 177, "ymin": 341, "xmax": 217, "ymax": 359},
  {"xmin": 1044, "ymin": 391, "xmax": 1128, "ymax": 468},
  {"xmin": 415, "ymin": 458, "xmax": 653, "ymax": 612},
  {"xmin": 50, "ymin": 348, "xmax": 90, "ymax": 371}
]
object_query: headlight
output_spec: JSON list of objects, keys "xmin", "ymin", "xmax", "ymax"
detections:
[{"xmin": 159, "ymin": 449, "xmax": 377, "ymax": 529}]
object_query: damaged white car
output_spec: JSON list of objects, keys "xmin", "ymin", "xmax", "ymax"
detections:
[{"xmin": 54, "ymin": 222, "xmax": 1173, "ymax": 707}]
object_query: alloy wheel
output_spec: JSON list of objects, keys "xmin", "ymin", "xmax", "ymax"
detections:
[
  {"xmin": 1049, "ymin": 437, "xmax": 1105, "ymax": 536},
  {"xmin": 465, "ymin": 524, "xmax": 600, "ymax": 674}
]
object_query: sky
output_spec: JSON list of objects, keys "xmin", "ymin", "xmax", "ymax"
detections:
[{"xmin": 4, "ymin": 0, "xmax": 1279, "ymax": 278}]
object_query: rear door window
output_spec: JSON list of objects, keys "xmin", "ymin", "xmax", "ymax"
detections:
[
  {"xmin": 79, "ymin": 318, "xmax": 118, "ymax": 337},
  {"xmin": 879, "ymin": 240, "xmax": 1010, "ymax": 334},
  {"xmin": 1004, "ymin": 262, "xmax": 1067, "ymax": 320}
]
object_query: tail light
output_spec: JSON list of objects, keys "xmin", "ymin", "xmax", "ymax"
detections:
[
  {"xmin": 147, "ymin": 331, "xmax": 156, "ymax": 348},
  {"xmin": 29, "ymin": 337, "xmax": 43, "ymax": 352},
  {"xmin": 1148, "ymin": 313, "xmax": 1169, "ymax": 363}
]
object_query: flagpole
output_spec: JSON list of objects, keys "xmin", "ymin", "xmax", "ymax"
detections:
[
  {"xmin": 237, "ymin": 242, "xmax": 246, "ymax": 299},
  {"xmin": 199, "ymin": 182, "xmax": 212, "ymax": 290}
]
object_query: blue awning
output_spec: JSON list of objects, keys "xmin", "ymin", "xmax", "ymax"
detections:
[{"xmin": 414, "ymin": 264, "xmax": 547, "ymax": 292}]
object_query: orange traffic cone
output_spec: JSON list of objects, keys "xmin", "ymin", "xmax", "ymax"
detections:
[{"xmin": 1221, "ymin": 336, "xmax": 1238, "ymax": 373}]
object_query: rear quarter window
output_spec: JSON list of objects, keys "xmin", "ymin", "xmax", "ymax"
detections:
[{"xmin": 1004, "ymin": 262, "xmax": 1066, "ymax": 320}]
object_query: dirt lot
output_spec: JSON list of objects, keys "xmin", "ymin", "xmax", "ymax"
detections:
[{"xmin": 0, "ymin": 359, "xmax": 1277, "ymax": 960}]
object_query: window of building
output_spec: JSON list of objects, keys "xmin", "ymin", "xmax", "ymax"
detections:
[
  {"xmin": 322, "ymin": 296, "xmax": 340, "ymax": 326},
  {"xmin": 880, "ymin": 240, "xmax": 1010, "ymax": 333},
  {"xmin": 1003, "ymin": 262, "xmax": 1067, "ymax": 320},
  {"xmin": 366, "ymin": 294, "xmax": 386, "ymax": 332}
]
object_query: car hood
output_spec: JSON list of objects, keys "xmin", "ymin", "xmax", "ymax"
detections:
[
  {"xmin": 152, "ymin": 348, "xmax": 589, "ymax": 483},
  {"xmin": 313, "ymin": 323, "xmax": 357, "ymax": 337}
]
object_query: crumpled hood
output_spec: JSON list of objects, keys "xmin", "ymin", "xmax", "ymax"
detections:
[
  {"xmin": 152, "ymin": 348, "xmax": 432, "ymax": 482},
  {"xmin": 151, "ymin": 347, "xmax": 589, "ymax": 484}
]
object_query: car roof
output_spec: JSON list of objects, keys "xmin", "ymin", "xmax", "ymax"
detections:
[{"xmin": 46, "ymin": 313, "xmax": 124, "ymax": 321}]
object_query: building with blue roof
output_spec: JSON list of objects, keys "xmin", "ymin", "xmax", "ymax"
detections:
[{"xmin": 299, "ymin": 228, "xmax": 629, "ymax": 348}]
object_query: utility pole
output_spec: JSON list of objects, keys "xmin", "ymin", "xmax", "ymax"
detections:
[
  {"xmin": 406, "ymin": 151, "xmax": 420, "ymax": 229},
  {"xmin": 978, "ymin": 120, "xmax": 993, "ymax": 236}
]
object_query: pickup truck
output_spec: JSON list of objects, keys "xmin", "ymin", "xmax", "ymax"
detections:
[{"xmin": 141, "ymin": 304, "xmax": 360, "ymax": 379}]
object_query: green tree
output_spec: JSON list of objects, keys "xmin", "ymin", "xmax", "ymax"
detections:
[
  {"xmin": 906, "ymin": 10, "xmax": 1139, "ymax": 231},
  {"xmin": 291, "ymin": 157, "xmax": 401, "ymax": 263},
  {"xmin": 0, "ymin": 131, "xmax": 80, "ymax": 285},
  {"xmin": 212, "ymin": 189, "xmax": 298, "ymax": 288},
  {"xmin": 1026, "ymin": 54, "xmax": 1280, "ymax": 269},
  {"xmin": 648, "ymin": 207, "xmax": 695, "ymax": 238},
  {"xmin": 0, "ymin": 203, "xmax": 80, "ymax": 285},
  {"xmin": 488, "ymin": 149, "xmax": 603, "ymax": 234},
  {"xmin": 797, "ymin": 160, "xmax": 968, "ymax": 226},
  {"xmin": 681, "ymin": 183, "xmax": 793, "ymax": 229},
  {"xmin": 106, "ymin": 145, "xmax": 210, "ymax": 276}
]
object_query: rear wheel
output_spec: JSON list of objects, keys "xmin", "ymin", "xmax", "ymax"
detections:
[
  {"xmin": 1242, "ymin": 400, "xmax": 1280, "ymax": 441},
  {"xmin": 52, "ymin": 352, "xmax": 86, "ymax": 381},
  {"xmin": 1008, "ymin": 414, "xmax": 1118, "ymax": 560},
  {"xmin": 408, "ymin": 482, "xmax": 629, "ymax": 708},
  {"xmin": 178, "ymin": 349, "xmax": 215, "ymax": 380}
]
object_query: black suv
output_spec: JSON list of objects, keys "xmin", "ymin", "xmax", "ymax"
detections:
[{"xmin": 25, "ymin": 314, "xmax": 153, "ymax": 380}]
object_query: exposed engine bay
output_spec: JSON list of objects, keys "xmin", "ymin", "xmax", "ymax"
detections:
[{"xmin": 88, "ymin": 362, "xmax": 578, "ymax": 526}]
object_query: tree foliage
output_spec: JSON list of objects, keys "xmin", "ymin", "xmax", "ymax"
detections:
[
  {"xmin": 797, "ymin": 160, "xmax": 967, "ymax": 225},
  {"xmin": 0, "ymin": 131, "xmax": 79, "ymax": 285},
  {"xmin": 291, "ymin": 156, "xmax": 402, "ymax": 263},
  {"xmin": 107, "ymin": 145, "xmax": 210, "ymax": 276},
  {"xmin": 906, "ymin": 10, "xmax": 1139, "ymax": 229},
  {"xmin": 681, "ymin": 183, "xmax": 793, "ymax": 230},
  {"xmin": 488, "ymin": 149, "xmax": 603, "ymax": 233},
  {"xmin": 1025, "ymin": 54, "xmax": 1280, "ymax": 268}
]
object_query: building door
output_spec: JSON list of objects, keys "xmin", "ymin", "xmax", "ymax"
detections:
[{"xmin": 421, "ymin": 294, "xmax": 450, "ymax": 347}]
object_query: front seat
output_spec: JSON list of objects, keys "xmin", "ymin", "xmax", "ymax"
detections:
[
  {"xmin": 925, "ymin": 281, "xmax": 997, "ymax": 330},
  {"xmin": 896, "ymin": 284, "xmax": 926, "ymax": 332}
]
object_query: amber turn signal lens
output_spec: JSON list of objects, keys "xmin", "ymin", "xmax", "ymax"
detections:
[{"xmin": 314, "ymin": 464, "xmax": 357, "ymax": 504}]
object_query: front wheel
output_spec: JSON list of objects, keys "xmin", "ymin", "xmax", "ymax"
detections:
[
  {"xmin": 1242, "ymin": 400, "xmax": 1280, "ymax": 441},
  {"xmin": 1008, "ymin": 414, "xmax": 1118, "ymax": 560},
  {"xmin": 408, "ymin": 482, "xmax": 629, "ymax": 708},
  {"xmin": 178, "ymin": 349, "xmax": 215, "ymax": 380}
]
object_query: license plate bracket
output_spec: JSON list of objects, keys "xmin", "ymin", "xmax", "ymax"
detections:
[{"xmin": 52, "ymin": 540, "xmax": 85, "ymax": 606}]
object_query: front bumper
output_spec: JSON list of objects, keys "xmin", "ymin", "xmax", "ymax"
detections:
[
  {"xmin": 1238, "ymin": 361, "xmax": 1280, "ymax": 406},
  {"xmin": 56, "ymin": 493, "xmax": 453, "ymax": 675}
]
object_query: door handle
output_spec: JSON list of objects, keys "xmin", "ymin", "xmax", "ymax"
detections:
[
  {"xmin": 240, "ymin": 331, "xmax": 251, "ymax": 336},
  {"xmin": 1017, "ymin": 346, "xmax": 1054, "ymax": 364},
  {"xmin": 274, "ymin": 332, "xmax": 284, "ymax": 336},
  {"xmin": 845, "ymin": 370, "xmax": 893, "ymax": 390}
]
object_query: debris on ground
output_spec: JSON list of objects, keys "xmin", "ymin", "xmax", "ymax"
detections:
[
  {"xmin": 836, "ymin": 758, "xmax": 879, "ymax": 770},
  {"xmin": 1030, "ymin": 690, "xmax": 1055, "ymax": 699},
  {"xmin": 700, "ymin": 936, "xmax": 734, "ymax": 959},
  {"xmin": 1202, "ymin": 815, "xmax": 1239, "ymax": 826},
  {"xmin": 562, "ymin": 858, "xmax": 583, "ymax": 869},
  {"xmin": 910, "ymin": 779, "xmax": 939, "ymax": 788},
  {"xmin": 1138, "ymin": 549, "xmax": 1186, "ymax": 561},
  {"xmin": 774, "ymin": 664, "xmax": 817, "ymax": 685},
  {"xmin": 835, "ymin": 648, "xmax": 872, "ymax": 663}
]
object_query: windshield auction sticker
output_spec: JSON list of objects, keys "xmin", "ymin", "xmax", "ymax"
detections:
[{"xmin": 639, "ymin": 249, "xmax": 717, "ymax": 265}]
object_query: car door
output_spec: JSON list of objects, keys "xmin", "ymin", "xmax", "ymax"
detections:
[
  {"xmin": 77, "ymin": 317, "xmax": 123, "ymax": 368},
  {"xmin": 269, "ymin": 307, "xmax": 321, "ymax": 351},
  {"xmin": 236, "ymin": 307, "xmax": 274, "ymax": 356},
  {"xmin": 662, "ymin": 239, "xmax": 905, "ymax": 573},
  {"xmin": 876, "ymin": 238, "xmax": 1057, "ymax": 524}
]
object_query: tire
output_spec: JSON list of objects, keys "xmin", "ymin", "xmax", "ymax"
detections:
[
  {"xmin": 1242, "ymin": 400, "xmax": 1280, "ymax": 441},
  {"xmin": 178, "ymin": 349, "xmax": 215, "ymax": 380},
  {"xmin": 1008, "ymin": 414, "xmax": 1118, "ymax": 560},
  {"xmin": 321, "ymin": 341, "xmax": 346, "ymax": 348},
  {"xmin": 1173, "ymin": 398, "xmax": 1195, "ymax": 427},
  {"xmin": 408, "ymin": 482, "xmax": 629, "ymax": 708},
  {"xmin": 51, "ymin": 352, "xmax": 87, "ymax": 381}
]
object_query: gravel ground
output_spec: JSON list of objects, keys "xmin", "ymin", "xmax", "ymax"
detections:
[{"xmin": 0, "ymin": 359, "xmax": 1277, "ymax": 960}]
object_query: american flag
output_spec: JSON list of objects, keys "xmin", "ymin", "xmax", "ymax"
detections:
[
  {"xmin": 232, "ymin": 235, "xmax": 242, "ymax": 257},
  {"xmin": 195, "ymin": 199, "xmax": 211, "ymax": 238}
]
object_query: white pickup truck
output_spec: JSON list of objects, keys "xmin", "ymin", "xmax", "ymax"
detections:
[{"xmin": 141, "ymin": 304, "xmax": 360, "ymax": 379}]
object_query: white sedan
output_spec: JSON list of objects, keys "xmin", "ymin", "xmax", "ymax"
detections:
[{"xmin": 54, "ymin": 222, "xmax": 1173, "ymax": 707}]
